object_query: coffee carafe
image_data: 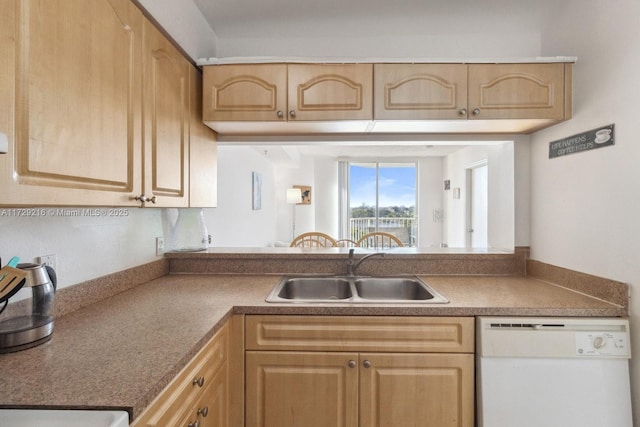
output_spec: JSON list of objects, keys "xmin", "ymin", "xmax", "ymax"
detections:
[{"xmin": 0, "ymin": 263, "xmax": 57, "ymax": 353}]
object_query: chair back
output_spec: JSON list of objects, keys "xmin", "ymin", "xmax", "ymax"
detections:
[
  {"xmin": 335, "ymin": 239, "xmax": 357, "ymax": 247},
  {"xmin": 356, "ymin": 232, "xmax": 404, "ymax": 248},
  {"xmin": 290, "ymin": 232, "xmax": 337, "ymax": 248}
]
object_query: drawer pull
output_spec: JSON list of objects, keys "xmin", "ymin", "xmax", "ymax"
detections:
[
  {"xmin": 193, "ymin": 376, "xmax": 205, "ymax": 387},
  {"xmin": 197, "ymin": 406, "xmax": 209, "ymax": 417}
]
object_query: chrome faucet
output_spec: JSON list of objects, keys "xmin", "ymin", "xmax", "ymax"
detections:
[{"xmin": 346, "ymin": 248, "xmax": 385, "ymax": 276}]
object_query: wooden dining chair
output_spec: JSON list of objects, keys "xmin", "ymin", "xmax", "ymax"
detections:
[
  {"xmin": 356, "ymin": 232, "xmax": 404, "ymax": 248},
  {"xmin": 335, "ymin": 239, "xmax": 358, "ymax": 247},
  {"xmin": 290, "ymin": 232, "xmax": 337, "ymax": 248}
]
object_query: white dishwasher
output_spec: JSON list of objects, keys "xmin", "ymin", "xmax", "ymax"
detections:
[{"xmin": 477, "ymin": 317, "xmax": 633, "ymax": 427}]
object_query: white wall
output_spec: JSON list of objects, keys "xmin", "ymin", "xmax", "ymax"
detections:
[
  {"xmin": 443, "ymin": 143, "xmax": 514, "ymax": 249},
  {"xmin": 274, "ymin": 156, "xmax": 316, "ymax": 242},
  {"xmin": 418, "ymin": 157, "xmax": 444, "ymax": 248},
  {"xmin": 0, "ymin": 209, "xmax": 163, "ymax": 290},
  {"xmin": 204, "ymin": 147, "xmax": 278, "ymax": 247},
  {"xmin": 533, "ymin": 0, "xmax": 640, "ymax": 421},
  {"xmin": 313, "ymin": 159, "xmax": 340, "ymax": 237},
  {"xmin": 217, "ymin": 33, "xmax": 541, "ymax": 59}
]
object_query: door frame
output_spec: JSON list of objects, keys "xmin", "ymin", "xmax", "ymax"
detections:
[{"xmin": 465, "ymin": 159, "xmax": 488, "ymax": 248}]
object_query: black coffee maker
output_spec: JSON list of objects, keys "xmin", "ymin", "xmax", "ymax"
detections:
[{"xmin": 0, "ymin": 263, "xmax": 57, "ymax": 353}]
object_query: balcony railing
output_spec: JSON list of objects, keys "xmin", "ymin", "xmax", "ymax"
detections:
[{"xmin": 349, "ymin": 217, "xmax": 417, "ymax": 246}]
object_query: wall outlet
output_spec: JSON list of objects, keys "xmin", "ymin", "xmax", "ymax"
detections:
[
  {"xmin": 37, "ymin": 254, "xmax": 57, "ymax": 271},
  {"xmin": 156, "ymin": 236, "xmax": 165, "ymax": 256}
]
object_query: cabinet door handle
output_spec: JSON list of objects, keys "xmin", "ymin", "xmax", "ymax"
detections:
[
  {"xmin": 348, "ymin": 360, "xmax": 356, "ymax": 368},
  {"xmin": 197, "ymin": 406, "xmax": 209, "ymax": 417},
  {"xmin": 188, "ymin": 421, "xmax": 199, "ymax": 427},
  {"xmin": 289, "ymin": 110, "xmax": 296, "ymax": 118},
  {"xmin": 276, "ymin": 110, "xmax": 284, "ymax": 118},
  {"xmin": 458, "ymin": 108, "xmax": 467, "ymax": 116},
  {"xmin": 363, "ymin": 360, "xmax": 372, "ymax": 368},
  {"xmin": 133, "ymin": 194, "xmax": 157, "ymax": 205},
  {"xmin": 193, "ymin": 376, "xmax": 205, "ymax": 387},
  {"xmin": 472, "ymin": 108, "xmax": 481, "ymax": 116}
]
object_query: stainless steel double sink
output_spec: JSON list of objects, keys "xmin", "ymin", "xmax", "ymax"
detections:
[{"xmin": 266, "ymin": 275, "xmax": 449, "ymax": 304}]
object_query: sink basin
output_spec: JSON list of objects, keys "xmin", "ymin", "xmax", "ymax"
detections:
[
  {"xmin": 0, "ymin": 409, "xmax": 129, "ymax": 427},
  {"xmin": 355, "ymin": 277, "xmax": 437, "ymax": 301},
  {"xmin": 277, "ymin": 277, "xmax": 353, "ymax": 300},
  {"xmin": 266, "ymin": 276, "xmax": 448, "ymax": 304}
]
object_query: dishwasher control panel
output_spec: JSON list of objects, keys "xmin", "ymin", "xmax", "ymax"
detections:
[{"xmin": 576, "ymin": 332, "xmax": 629, "ymax": 357}]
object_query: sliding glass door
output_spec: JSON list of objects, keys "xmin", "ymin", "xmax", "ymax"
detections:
[{"xmin": 348, "ymin": 162, "xmax": 417, "ymax": 246}]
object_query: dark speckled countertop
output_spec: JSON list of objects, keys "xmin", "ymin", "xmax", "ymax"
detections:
[{"xmin": 0, "ymin": 271, "xmax": 627, "ymax": 421}]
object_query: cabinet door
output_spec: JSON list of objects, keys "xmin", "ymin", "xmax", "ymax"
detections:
[
  {"xmin": 288, "ymin": 64, "xmax": 373, "ymax": 121},
  {"xmin": 468, "ymin": 63, "xmax": 568, "ymax": 120},
  {"xmin": 359, "ymin": 353, "xmax": 474, "ymax": 427},
  {"xmin": 143, "ymin": 19, "xmax": 189, "ymax": 207},
  {"xmin": 245, "ymin": 351, "xmax": 358, "ymax": 427},
  {"xmin": 0, "ymin": 0, "xmax": 143, "ymax": 206},
  {"xmin": 189, "ymin": 65, "xmax": 217, "ymax": 208},
  {"xmin": 374, "ymin": 64, "xmax": 468, "ymax": 120},
  {"xmin": 202, "ymin": 64, "xmax": 287, "ymax": 122}
]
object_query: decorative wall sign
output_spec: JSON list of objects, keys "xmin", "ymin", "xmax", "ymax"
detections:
[
  {"xmin": 252, "ymin": 172, "xmax": 262, "ymax": 210},
  {"xmin": 549, "ymin": 124, "xmax": 615, "ymax": 159},
  {"xmin": 293, "ymin": 185, "xmax": 311, "ymax": 204}
]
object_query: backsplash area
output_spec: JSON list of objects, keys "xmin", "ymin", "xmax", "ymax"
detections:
[{"xmin": 0, "ymin": 208, "xmax": 164, "ymax": 291}]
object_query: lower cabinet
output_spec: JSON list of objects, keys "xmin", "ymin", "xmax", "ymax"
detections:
[
  {"xmin": 245, "ymin": 315, "xmax": 475, "ymax": 427},
  {"xmin": 132, "ymin": 322, "xmax": 229, "ymax": 427}
]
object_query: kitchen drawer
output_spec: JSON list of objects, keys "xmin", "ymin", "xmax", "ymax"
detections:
[
  {"xmin": 133, "ymin": 323, "xmax": 229, "ymax": 427},
  {"xmin": 179, "ymin": 363, "xmax": 229, "ymax": 427},
  {"xmin": 245, "ymin": 315, "xmax": 474, "ymax": 353}
]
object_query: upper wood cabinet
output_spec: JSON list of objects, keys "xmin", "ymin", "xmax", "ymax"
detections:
[
  {"xmin": 203, "ymin": 61, "xmax": 572, "ymax": 135},
  {"xmin": 0, "ymin": 0, "xmax": 217, "ymax": 207},
  {"xmin": 467, "ymin": 63, "xmax": 570, "ymax": 120},
  {"xmin": 374, "ymin": 64, "xmax": 468, "ymax": 120},
  {"xmin": 142, "ymin": 19, "xmax": 189, "ymax": 207},
  {"xmin": 0, "ymin": 0, "xmax": 143, "ymax": 206},
  {"xmin": 203, "ymin": 64, "xmax": 287, "ymax": 122},
  {"xmin": 203, "ymin": 63, "xmax": 373, "ymax": 123},
  {"xmin": 374, "ymin": 62, "xmax": 571, "ymax": 122},
  {"xmin": 287, "ymin": 64, "xmax": 373, "ymax": 121}
]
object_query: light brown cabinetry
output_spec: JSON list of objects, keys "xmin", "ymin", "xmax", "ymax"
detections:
[
  {"xmin": 202, "ymin": 63, "xmax": 373, "ymax": 131},
  {"xmin": 0, "ymin": 0, "xmax": 216, "ymax": 207},
  {"xmin": 202, "ymin": 64, "xmax": 287, "ymax": 122},
  {"xmin": 245, "ymin": 315, "xmax": 474, "ymax": 427},
  {"xmin": 0, "ymin": 0, "xmax": 143, "ymax": 206},
  {"xmin": 287, "ymin": 64, "xmax": 373, "ymax": 121},
  {"xmin": 133, "ymin": 322, "xmax": 230, "ymax": 427},
  {"xmin": 374, "ymin": 62, "xmax": 571, "ymax": 123},
  {"xmin": 202, "ymin": 61, "xmax": 572, "ymax": 134},
  {"xmin": 142, "ymin": 19, "xmax": 189, "ymax": 207},
  {"xmin": 374, "ymin": 64, "xmax": 468, "ymax": 120},
  {"xmin": 467, "ymin": 63, "xmax": 570, "ymax": 120}
]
